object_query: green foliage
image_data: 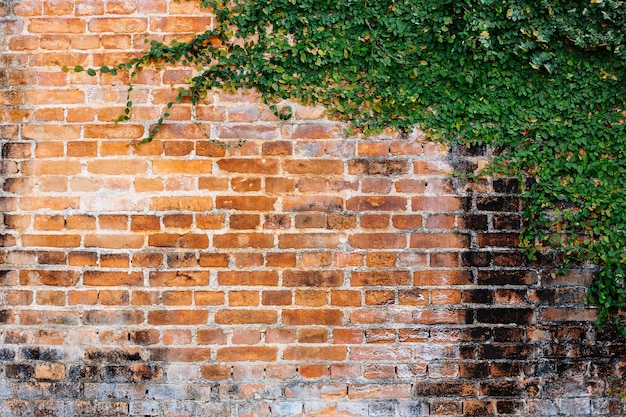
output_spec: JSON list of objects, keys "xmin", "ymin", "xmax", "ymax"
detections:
[{"xmin": 81, "ymin": 0, "xmax": 626, "ymax": 333}]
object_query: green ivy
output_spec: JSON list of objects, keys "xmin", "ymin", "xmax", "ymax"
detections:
[{"xmin": 69, "ymin": 0, "xmax": 626, "ymax": 334}]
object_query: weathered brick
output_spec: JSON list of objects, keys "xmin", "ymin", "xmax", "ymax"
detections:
[
  {"xmin": 148, "ymin": 310, "xmax": 208, "ymax": 325},
  {"xmin": 214, "ymin": 309, "xmax": 278, "ymax": 324},
  {"xmin": 284, "ymin": 270, "xmax": 343, "ymax": 287}
]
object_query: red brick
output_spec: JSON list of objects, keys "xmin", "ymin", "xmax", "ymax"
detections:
[
  {"xmin": 283, "ymin": 196, "xmax": 343, "ymax": 212},
  {"xmin": 201, "ymin": 365, "xmax": 231, "ymax": 380},
  {"xmin": 20, "ymin": 310, "xmax": 80, "ymax": 325},
  {"xmin": 365, "ymin": 252, "xmax": 397, "ymax": 267},
  {"xmin": 410, "ymin": 233, "xmax": 469, "ymax": 248},
  {"xmin": 262, "ymin": 290, "xmax": 292, "ymax": 305},
  {"xmin": 150, "ymin": 347, "xmax": 211, "ymax": 362},
  {"xmin": 360, "ymin": 214, "xmax": 389, "ymax": 228},
  {"xmin": 347, "ymin": 196, "xmax": 406, "ymax": 211},
  {"xmin": 283, "ymin": 309, "xmax": 343, "ymax": 325},
  {"xmin": 348, "ymin": 233, "xmax": 406, "ymax": 249},
  {"xmin": 412, "ymin": 196, "xmax": 464, "ymax": 212},
  {"xmin": 351, "ymin": 271, "xmax": 411, "ymax": 286},
  {"xmin": 216, "ymin": 347, "xmax": 277, "ymax": 362},
  {"xmin": 414, "ymin": 270, "xmax": 472, "ymax": 286},
  {"xmin": 230, "ymin": 214, "xmax": 261, "ymax": 230},
  {"xmin": 284, "ymin": 270, "xmax": 343, "ymax": 287},
  {"xmin": 148, "ymin": 233, "xmax": 209, "ymax": 249},
  {"xmin": 330, "ymin": 290, "xmax": 361, "ymax": 307}
]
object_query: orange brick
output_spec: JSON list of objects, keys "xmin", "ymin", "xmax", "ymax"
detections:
[
  {"xmin": 84, "ymin": 271, "xmax": 143, "ymax": 286},
  {"xmin": 33, "ymin": 143, "xmax": 63, "ymax": 159},
  {"xmin": 162, "ymin": 291, "xmax": 193, "ymax": 306},
  {"xmin": 218, "ymin": 271, "xmax": 278, "ymax": 286},
  {"xmin": 216, "ymin": 347, "xmax": 277, "ymax": 362},
  {"xmin": 87, "ymin": 159, "xmax": 147, "ymax": 175},
  {"xmin": 29, "ymin": 17, "xmax": 85, "ymax": 33},
  {"xmin": 300, "ymin": 364, "xmax": 328, "ymax": 378},
  {"xmin": 199, "ymin": 253, "xmax": 229, "ymax": 267},
  {"xmin": 24, "ymin": 90, "xmax": 84, "ymax": 105},
  {"xmin": 149, "ymin": 16, "xmax": 211, "ymax": 32},
  {"xmin": 67, "ymin": 141, "xmax": 97, "ymax": 157},
  {"xmin": 266, "ymin": 252, "xmax": 296, "ymax": 267},
  {"xmin": 214, "ymin": 233, "xmax": 273, "ymax": 248},
  {"xmin": 84, "ymin": 235, "xmax": 143, "ymax": 249},
  {"xmin": 150, "ymin": 197, "xmax": 213, "ymax": 211},
  {"xmin": 153, "ymin": 160, "xmax": 212, "ymax": 174},
  {"xmin": 36, "ymin": 290, "xmax": 65, "ymax": 305},
  {"xmin": 21, "ymin": 234, "xmax": 80, "ymax": 248},
  {"xmin": 88, "ymin": 17, "xmax": 147, "ymax": 32},
  {"xmin": 33, "ymin": 215, "xmax": 64, "ymax": 231},
  {"xmin": 98, "ymin": 289, "xmax": 129, "ymax": 305},
  {"xmin": 295, "ymin": 290, "xmax": 326, "ymax": 307},
  {"xmin": 68, "ymin": 290, "xmax": 98, "ymax": 305},
  {"xmin": 410, "ymin": 233, "xmax": 469, "ymax": 249},
  {"xmin": 34, "ymin": 108, "xmax": 64, "ymax": 121},
  {"xmin": 331, "ymin": 290, "xmax": 361, "ymax": 307},
  {"xmin": 149, "ymin": 271, "xmax": 208, "ymax": 287},
  {"xmin": 200, "ymin": 365, "xmax": 231, "ymax": 380},
  {"xmin": 348, "ymin": 233, "xmax": 406, "ymax": 249},
  {"xmin": 100, "ymin": 253, "xmax": 129, "ymax": 268},
  {"xmin": 68, "ymin": 251, "xmax": 98, "ymax": 266},
  {"xmin": 148, "ymin": 310, "xmax": 208, "ymax": 325},
  {"xmin": 229, "ymin": 291, "xmax": 259, "ymax": 306},
  {"xmin": 217, "ymin": 196, "xmax": 276, "ymax": 211},
  {"xmin": 360, "ymin": 214, "xmax": 389, "ymax": 228},
  {"xmin": 217, "ymin": 158, "xmax": 278, "ymax": 174},
  {"xmin": 34, "ymin": 364, "xmax": 66, "ymax": 381},
  {"xmin": 284, "ymin": 346, "xmax": 346, "ymax": 361},
  {"xmin": 195, "ymin": 291, "xmax": 225, "ymax": 306},
  {"xmin": 148, "ymin": 233, "xmax": 208, "ymax": 249},
  {"xmin": 27, "ymin": 160, "xmax": 81, "ymax": 176},
  {"xmin": 214, "ymin": 309, "xmax": 277, "ymax": 324}
]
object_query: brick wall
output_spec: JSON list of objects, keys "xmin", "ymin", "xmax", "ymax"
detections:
[{"xmin": 1, "ymin": 1, "xmax": 625, "ymax": 416}]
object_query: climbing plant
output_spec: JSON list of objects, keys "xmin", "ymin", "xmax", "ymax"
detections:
[{"xmin": 67, "ymin": 0, "xmax": 626, "ymax": 334}]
